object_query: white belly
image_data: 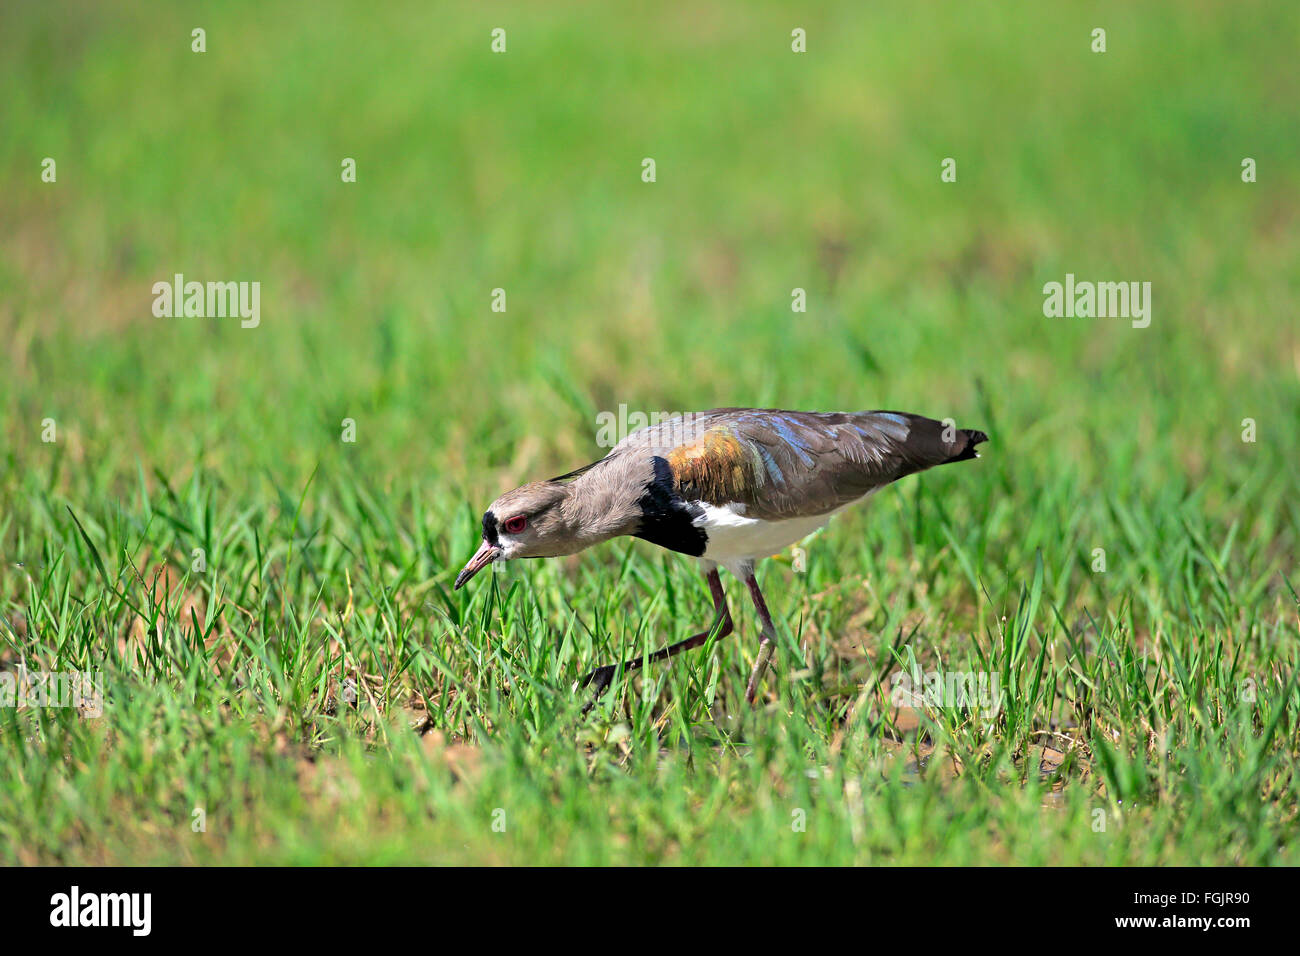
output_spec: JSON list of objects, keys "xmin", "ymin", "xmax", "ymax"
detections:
[{"xmin": 694, "ymin": 495, "xmax": 872, "ymax": 570}]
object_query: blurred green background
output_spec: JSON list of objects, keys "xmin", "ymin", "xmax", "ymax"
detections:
[
  {"xmin": 1, "ymin": 1, "xmax": 1297, "ymax": 864},
  {"xmin": 4, "ymin": 1, "xmax": 1296, "ymax": 493}
]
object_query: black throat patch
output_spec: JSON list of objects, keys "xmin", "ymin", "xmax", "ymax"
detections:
[
  {"xmin": 633, "ymin": 457, "xmax": 708, "ymax": 557},
  {"xmin": 481, "ymin": 511, "xmax": 500, "ymax": 547}
]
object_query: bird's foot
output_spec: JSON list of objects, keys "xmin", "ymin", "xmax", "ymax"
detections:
[
  {"xmin": 575, "ymin": 663, "xmax": 620, "ymax": 715},
  {"xmin": 577, "ymin": 663, "xmax": 617, "ymax": 694}
]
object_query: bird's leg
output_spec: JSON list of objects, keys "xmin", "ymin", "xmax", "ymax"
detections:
[
  {"xmin": 578, "ymin": 568, "xmax": 731, "ymax": 711},
  {"xmin": 743, "ymin": 570, "xmax": 780, "ymax": 705}
]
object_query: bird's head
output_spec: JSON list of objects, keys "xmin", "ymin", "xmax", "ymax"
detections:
[{"xmin": 453, "ymin": 480, "xmax": 578, "ymax": 589}]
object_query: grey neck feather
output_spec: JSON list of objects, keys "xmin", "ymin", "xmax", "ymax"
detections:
[{"xmin": 557, "ymin": 456, "xmax": 650, "ymax": 549}]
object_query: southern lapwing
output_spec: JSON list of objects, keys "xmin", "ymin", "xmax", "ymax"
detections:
[{"xmin": 454, "ymin": 408, "xmax": 987, "ymax": 708}]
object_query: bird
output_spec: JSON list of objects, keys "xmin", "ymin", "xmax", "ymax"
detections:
[{"xmin": 454, "ymin": 408, "xmax": 987, "ymax": 709}]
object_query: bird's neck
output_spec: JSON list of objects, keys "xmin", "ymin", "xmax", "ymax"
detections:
[{"xmin": 559, "ymin": 463, "xmax": 644, "ymax": 549}]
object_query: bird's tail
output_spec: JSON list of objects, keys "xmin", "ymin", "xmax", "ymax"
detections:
[
  {"xmin": 858, "ymin": 410, "xmax": 988, "ymax": 472},
  {"xmin": 945, "ymin": 427, "xmax": 988, "ymax": 463}
]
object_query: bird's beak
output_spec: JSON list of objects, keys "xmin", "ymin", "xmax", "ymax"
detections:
[{"xmin": 454, "ymin": 540, "xmax": 501, "ymax": 590}]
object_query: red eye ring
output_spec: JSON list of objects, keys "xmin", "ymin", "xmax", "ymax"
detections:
[{"xmin": 503, "ymin": 515, "xmax": 527, "ymax": 534}]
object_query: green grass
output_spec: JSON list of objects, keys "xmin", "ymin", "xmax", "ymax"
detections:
[{"xmin": 1, "ymin": 0, "xmax": 1297, "ymax": 865}]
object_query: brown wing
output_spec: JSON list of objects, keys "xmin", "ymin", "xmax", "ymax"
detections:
[{"xmin": 612, "ymin": 408, "xmax": 986, "ymax": 521}]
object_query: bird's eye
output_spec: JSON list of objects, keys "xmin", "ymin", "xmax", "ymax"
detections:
[{"xmin": 503, "ymin": 515, "xmax": 527, "ymax": 534}]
